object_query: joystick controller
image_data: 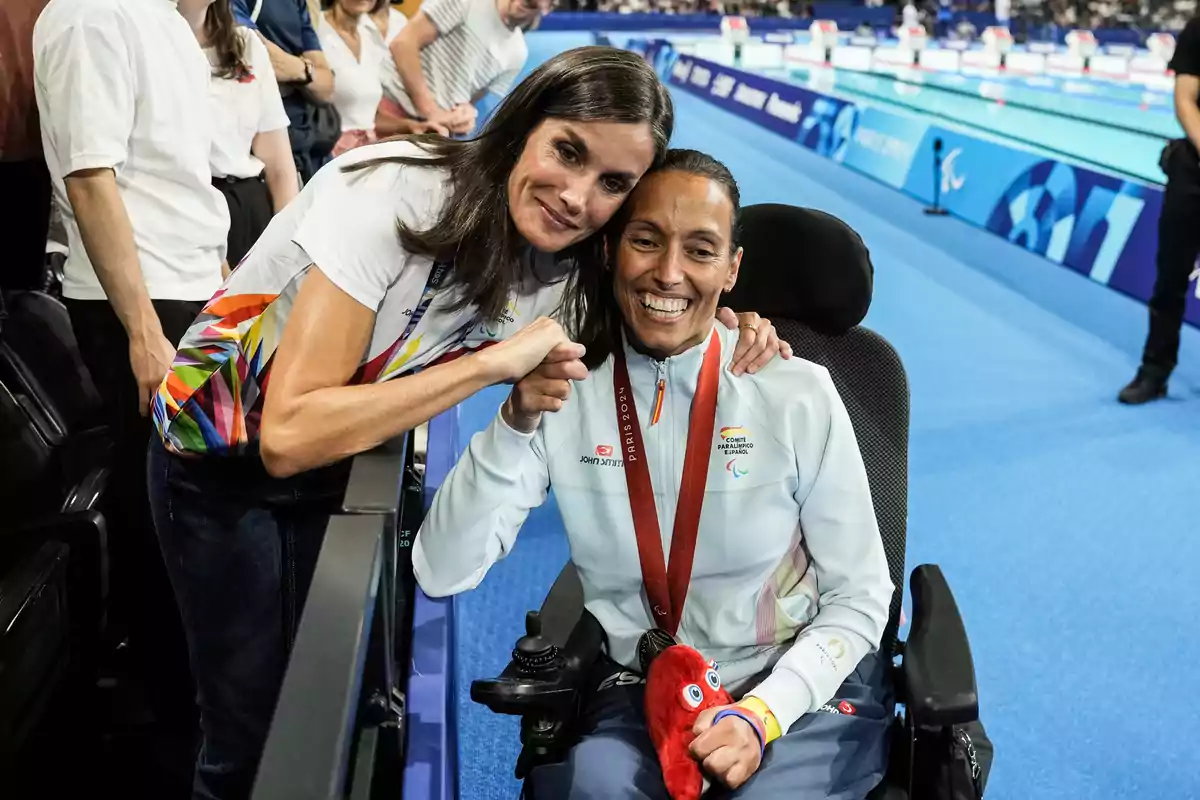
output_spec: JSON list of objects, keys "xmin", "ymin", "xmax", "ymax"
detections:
[{"xmin": 512, "ymin": 611, "xmax": 561, "ymax": 675}]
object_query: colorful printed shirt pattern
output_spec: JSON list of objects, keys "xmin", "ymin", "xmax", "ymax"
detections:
[{"xmin": 152, "ymin": 139, "xmax": 568, "ymax": 457}]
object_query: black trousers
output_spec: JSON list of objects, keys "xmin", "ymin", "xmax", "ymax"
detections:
[
  {"xmin": 0, "ymin": 159, "xmax": 52, "ymax": 291},
  {"xmin": 213, "ymin": 175, "xmax": 273, "ymax": 270},
  {"xmin": 1142, "ymin": 140, "xmax": 1200, "ymax": 378},
  {"xmin": 65, "ymin": 298, "xmax": 204, "ymax": 732}
]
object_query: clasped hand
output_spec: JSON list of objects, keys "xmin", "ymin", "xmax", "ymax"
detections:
[
  {"xmin": 490, "ymin": 311, "xmax": 792, "ymax": 433},
  {"xmin": 689, "ymin": 704, "xmax": 765, "ymax": 791}
]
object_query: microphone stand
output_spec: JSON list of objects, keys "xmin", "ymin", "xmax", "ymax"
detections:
[{"xmin": 924, "ymin": 136, "xmax": 950, "ymax": 216}]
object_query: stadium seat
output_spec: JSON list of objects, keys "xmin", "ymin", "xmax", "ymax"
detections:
[
  {"xmin": 0, "ymin": 288, "xmax": 112, "ymax": 763},
  {"xmin": 469, "ymin": 204, "xmax": 993, "ymax": 798},
  {"xmin": 0, "ymin": 290, "xmax": 111, "ymax": 514}
]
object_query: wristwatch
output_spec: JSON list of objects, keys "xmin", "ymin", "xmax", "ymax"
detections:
[{"xmin": 300, "ymin": 57, "xmax": 314, "ymax": 85}]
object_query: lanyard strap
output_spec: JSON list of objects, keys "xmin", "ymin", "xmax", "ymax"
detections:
[
  {"xmin": 353, "ymin": 261, "xmax": 456, "ymax": 385},
  {"xmin": 398, "ymin": 261, "xmax": 451, "ymax": 343},
  {"xmin": 612, "ymin": 328, "xmax": 721, "ymax": 637}
]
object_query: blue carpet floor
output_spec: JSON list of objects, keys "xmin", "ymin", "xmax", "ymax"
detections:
[{"xmin": 446, "ymin": 39, "xmax": 1200, "ymax": 800}]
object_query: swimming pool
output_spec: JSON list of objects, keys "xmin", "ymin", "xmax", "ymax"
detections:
[{"xmin": 770, "ymin": 63, "xmax": 1176, "ymax": 183}]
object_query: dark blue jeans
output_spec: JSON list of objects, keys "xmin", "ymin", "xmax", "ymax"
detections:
[
  {"xmin": 526, "ymin": 652, "xmax": 893, "ymax": 800},
  {"xmin": 148, "ymin": 440, "xmax": 351, "ymax": 800}
]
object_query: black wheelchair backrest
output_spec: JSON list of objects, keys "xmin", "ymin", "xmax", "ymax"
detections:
[{"xmin": 724, "ymin": 204, "xmax": 910, "ymax": 656}]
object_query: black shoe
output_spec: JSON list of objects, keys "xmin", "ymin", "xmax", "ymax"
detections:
[{"xmin": 1118, "ymin": 371, "xmax": 1167, "ymax": 404}]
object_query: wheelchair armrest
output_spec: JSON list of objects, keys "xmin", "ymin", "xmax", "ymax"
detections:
[
  {"xmin": 470, "ymin": 607, "xmax": 604, "ymax": 717},
  {"xmin": 902, "ymin": 564, "xmax": 979, "ymax": 727}
]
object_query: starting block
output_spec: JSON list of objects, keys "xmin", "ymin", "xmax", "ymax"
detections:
[
  {"xmin": 1147, "ymin": 32, "xmax": 1176, "ymax": 65},
  {"xmin": 981, "ymin": 25, "xmax": 1013, "ymax": 56},
  {"xmin": 720, "ymin": 15, "xmax": 750, "ymax": 63},
  {"xmin": 809, "ymin": 19, "xmax": 839, "ymax": 63},
  {"xmin": 898, "ymin": 25, "xmax": 928, "ymax": 64},
  {"xmin": 720, "ymin": 15, "xmax": 750, "ymax": 45},
  {"xmin": 1065, "ymin": 29, "xmax": 1098, "ymax": 60}
]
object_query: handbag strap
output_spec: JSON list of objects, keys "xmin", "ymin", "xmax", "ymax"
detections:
[{"xmin": 251, "ymin": 0, "xmax": 263, "ymax": 22}]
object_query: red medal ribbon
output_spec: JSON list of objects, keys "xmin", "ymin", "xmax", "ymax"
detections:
[{"xmin": 613, "ymin": 328, "xmax": 721, "ymax": 637}]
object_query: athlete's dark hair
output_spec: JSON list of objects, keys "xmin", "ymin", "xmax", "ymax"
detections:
[{"xmin": 613, "ymin": 149, "xmax": 740, "ymax": 252}]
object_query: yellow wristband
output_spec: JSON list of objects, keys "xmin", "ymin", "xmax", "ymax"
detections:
[{"xmin": 736, "ymin": 697, "xmax": 783, "ymax": 744}]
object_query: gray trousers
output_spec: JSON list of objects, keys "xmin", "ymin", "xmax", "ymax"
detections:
[{"xmin": 526, "ymin": 652, "xmax": 893, "ymax": 799}]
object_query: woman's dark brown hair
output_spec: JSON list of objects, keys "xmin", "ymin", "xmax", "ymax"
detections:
[
  {"xmin": 580, "ymin": 148, "xmax": 741, "ymax": 367},
  {"xmin": 343, "ymin": 45, "xmax": 674, "ymax": 332},
  {"xmin": 205, "ymin": 0, "xmax": 250, "ymax": 80}
]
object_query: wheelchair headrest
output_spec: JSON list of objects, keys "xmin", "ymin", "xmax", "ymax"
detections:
[{"xmin": 724, "ymin": 204, "xmax": 874, "ymax": 335}]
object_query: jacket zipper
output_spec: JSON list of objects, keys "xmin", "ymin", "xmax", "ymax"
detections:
[
  {"xmin": 650, "ymin": 358, "xmax": 671, "ymax": 554},
  {"xmin": 651, "ymin": 361, "xmax": 666, "ymax": 427},
  {"xmin": 659, "ymin": 358, "xmax": 683, "ymax": 640},
  {"xmin": 651, "ymin": 358, "xmax": 669, "ymax": 554}
]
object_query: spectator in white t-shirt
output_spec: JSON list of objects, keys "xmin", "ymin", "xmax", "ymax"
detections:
[
  {"xmin": 367, "ymin": 0, "xmax": 407, "ymax": 48},
  {"xmin": 33, "ymin": 0, "xmax": 232, "ymax": 757},
  {"xmin": 319, "ymin": 0, "xmax": 446, "ymax": 155},
  {"xmin": 182, "ymin": 0, "xmax": 299, "ymax": 269},
  {"xmin": 379, "ymin": 0, "xmax": 550, "ymax": 136}
]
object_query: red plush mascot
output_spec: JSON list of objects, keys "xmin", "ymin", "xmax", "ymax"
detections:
[{"xmin": 644, "ymin": 644, "xmax": 734, "ymax": 800}]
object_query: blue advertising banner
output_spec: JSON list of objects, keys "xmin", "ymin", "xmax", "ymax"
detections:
[
  {"xmin": 982, "ymin": 161, "xmax": 1163, "ymax": 285},
  {"xmin": 669, "ymin": 56, "xmax": 811, "ymax": 140},
  {"xmin": 903, "ymin": 129, "xmax": 1044, "ymax": 227},
  {"xmin": 835, "ymin": 106, "xmax": 930, "ymax": 189},
  {"xmin": 654, "ymin": 53, "xmax": 1200, "ymax": 328}
]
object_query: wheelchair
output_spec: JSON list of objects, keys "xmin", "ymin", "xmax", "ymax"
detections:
[
  {"xmin": 469, "ymin": 204, "xmax": 993, "ymax": 799},
  {"xmin": 0, "ymin": 286, "xmax": 112, "ymax": 766}
]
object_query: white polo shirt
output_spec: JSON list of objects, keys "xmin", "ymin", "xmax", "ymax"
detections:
[
  {"xmin": 318, "ymin": 14, "xmax": 386, "ymax": 132},
  {"xmin": 34, "ymin": 0, "xmax": 230, "ymax": 302},
  {"xmin": 206, "ymin": 27, "xmax": 290, "ymax": 180}
]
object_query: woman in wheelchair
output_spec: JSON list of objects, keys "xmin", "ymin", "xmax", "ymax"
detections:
[{"xmin": 415, "ymin": 149, "xmax": 895, "ymax": 799}]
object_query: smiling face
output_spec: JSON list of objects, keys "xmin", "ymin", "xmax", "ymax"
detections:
[
  {"xmin": 614, "ymin": 170, "xmax": 742, "ymax": 359},
  {"xmin": 506, "ymin": 118, "xmax": 657, "ymax": 254}
]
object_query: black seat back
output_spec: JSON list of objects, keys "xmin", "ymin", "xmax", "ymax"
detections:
[
  {"xmin": 0, "ymin": 290, "xmax": 109, "ymax": 522},
  {"xmin": 0, "ymin": 540, "xmax": 71, "ymax": 765},
  {"xmin": 724, "ymin": 204, "xmax": 909, "ymax": 656},
  {"xmin": 0, "ymin": 290, "xmax": 103, "ymax": 434},
  {"xmin": 0, "ymin": 294, "xmax": 107, "ymax": 767}
]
